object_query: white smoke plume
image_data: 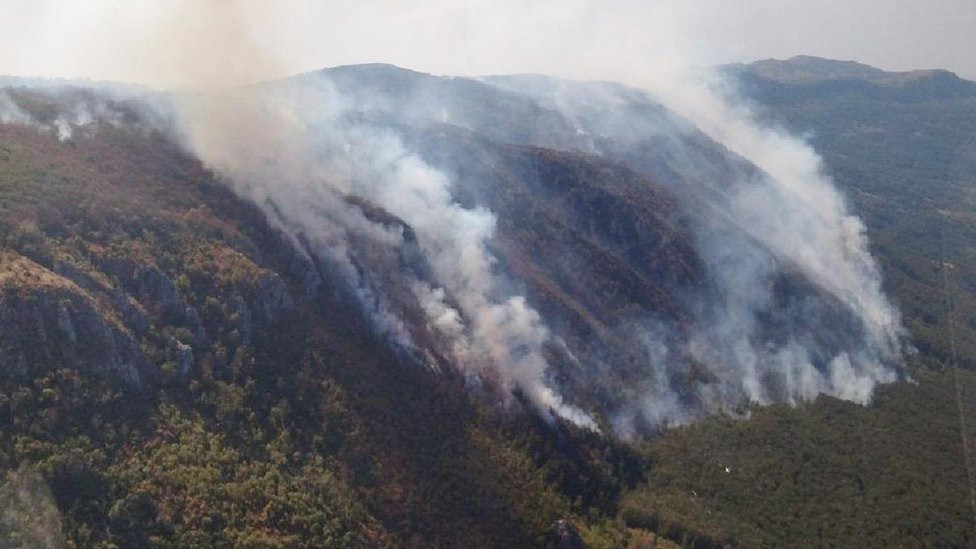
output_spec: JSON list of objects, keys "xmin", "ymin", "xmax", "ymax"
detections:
[
  {"xmin": 172, "ymin": 80, "xmax": 596, "ymax": 427},
  {"xmin": 0, "ymin": 1, "xmax": 906, "ymax": 434},
  {"xmin": 0, "ymin": 84, "xmax": 145, "ymax": 141},
  {"xmin": 662, "ymin": 72, "xmax": 902, "ymax": 350},
  {"xmin": 477, "ymin": 70, "xmax": 903, "ymax": 430},
  {"xmin": 655, "ymin": 72, "xmax": 903, "ymax": 412},
  {"xmin": 0, "ymin": 91, "xmax": 31, "ymax": 125},
  {"xmin": 0, "ymin": 467, "xmax": 66, "ymax": 548}
]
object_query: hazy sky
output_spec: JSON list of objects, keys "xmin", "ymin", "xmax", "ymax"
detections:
[{"xmin": 1, "ymin": 0, "xmax": 973, "ymax": 89}]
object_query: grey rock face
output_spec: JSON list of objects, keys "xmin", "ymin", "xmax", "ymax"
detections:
[
  {"xmin": 0, "ymin": 287, "xmax": 143, "ymax": 385},
  {"xmin": 133, "ymin": 266, "xmax": 181, "ymax": 313},
  {"xmin": 546, "ymin": 519, "xmax": 586, "ymax": 549},
  {"xmin": 174, "ymin": 341, "xmax": 194, "ymax": 378},
  {"xmin": 249, "ymin": 273, "xmax": 294, "ymax": 324}
]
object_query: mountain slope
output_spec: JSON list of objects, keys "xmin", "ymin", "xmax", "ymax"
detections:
[
  {"xmin": 256, "ymin": 65, "xmax": 902, "ymax": 427},
  {"xmin": 613, "ymin": 55, "xmax": 976, "ymax": 547},
  {"xmin": 0, "ymin": 88, "xmax": 648, "ymax": 547},
  {"xmin": 0, "ymin": 58, "xmax": 967, "ymax": 548}
]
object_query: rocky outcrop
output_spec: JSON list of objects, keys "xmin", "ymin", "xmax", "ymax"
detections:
[
  {"xmin": 546, "ymin": 519, "xmax": 586, "ymax": 549},
  {"xmin": 0, "ymin": 253, "xmax": 143, "ymax": 385},
  {"xmin": 131, "ymin": 265, "xmax": 182, "ymax": 315},
  {"xmin": 54, "ymin": 259, "xmax": 151, "ymax": 336},
  {"xmin": 173, "ymin": 340, "xmax": 193, "ymax": 378},
  {"xmin": 248, "ymin": 273, "xmax": 294, "ymax": 324}
]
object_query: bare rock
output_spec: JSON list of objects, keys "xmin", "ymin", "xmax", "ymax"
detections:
[
  {"xmin": 546, "ymin": 519, "xmax": 586, "ymax": 549},
  {"xmin": 0, "ymin": 253, "xmax": 144, "ymax": 386}
]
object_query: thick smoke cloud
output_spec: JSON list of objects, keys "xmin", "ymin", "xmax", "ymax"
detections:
[
  {"xmin": 661, "ymin": 72, "xmax": 903, "ymax": 403},
  {"xmin": 0, "ymin": 2, "xmax": 906, "ymax": 434},
  {"xmin": 172, "ymin": 81, "xmax": 596, "ymax": 426},
  {"xmin": 164, "ymin": 67, "xmax": 903, "ymax": 433},
  {"xmin": 484, "ymin": 73, "xmax": 904, "ymax": 431}
]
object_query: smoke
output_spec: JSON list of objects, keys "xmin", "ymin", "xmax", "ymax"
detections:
[
  {"xmin": 0, "ymin": 2, "xmax": 906, "ymax": 433},
  {"xmin": 0, "ymin": 91, "xmax": 30, "ymax": 125},
  {"xmin": 0, "ymin": 84, "xmax": 152, "ymax": 141},
  {"xmin": 0, "ymin": 87, "xmax": 82, "ymax": 140},
  {"xmin": 0, "ymin": 467, "xmax": 66, "ymax": 548},
  {"xmin": 174, "ymin": 65, "xmax": 903, "ymax": 433},
  {"xmin": 659, "ymin": 71, "xmax": 901, "ymax": 345},
  {"xmin": 657, "ymin": 71, "xmax": 903, "ymax": 408},
  {"xmin": 483, "ymin": 71, "xmax": 903, "ymax": 431},
  {"xmin": 171, "ymin": 80, "xmax": 595, "ymax": 427},
  {"xmin": 357, "ymin": 136, "xmax": 594, "ymax": 425}
]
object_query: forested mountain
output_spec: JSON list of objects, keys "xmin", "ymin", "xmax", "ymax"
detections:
[{"xmin": 0, "ymin": 57, "xmax": 973, "ymax": 547}]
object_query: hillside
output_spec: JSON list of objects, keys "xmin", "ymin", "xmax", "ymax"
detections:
[
  {"xmin": 614, "ymin": 55, "xmax": 976, "ymax": 547},
  {"xmin": 0, "ymin": 89, "xmax": 658, "ymax": 547},
  {"xmin": 0, "ymin": 59, "xmax": 972, "ymax": 547}
]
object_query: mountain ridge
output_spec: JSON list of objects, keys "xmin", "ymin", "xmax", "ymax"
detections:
[
  {"xmin": 726, "ymin": 55, "xmax": 976, "ymax": 102},
  {"xmin": 733, "ymin": 55, "xmax": 971, "ymax": 84}
]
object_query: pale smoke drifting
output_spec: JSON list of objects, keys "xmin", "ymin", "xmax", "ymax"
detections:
[
  {"xmin": 173, "ymin": 81, "xmax": 595, "ymax": 427},
  {"xmin": 0, "ymin": 68, "xmax": 904, "ymax": 432},
  {"xmin": 0, "ymin": 467, "xmax": 66, "ymax": 548},
  {"xmin": 0, "ymin": 91, "xmax": 30, "ymax": 124},
  {"xmin": 351, "ymin": 135, "xmax": 594, "ymax": 426},
  {"xmin": 0, "ymin": 2, "xmax": 905, "ymax": 433},
  {"xmin": 550, "ymin": 72, "xmax": 904, "ymax": 432},
  {"xmin": 661, "ymin": 72, "xmax": 902, "ymax": 352},
  {"xmin": 661, "ymin": 73, "xmax": 903, "ymax": 406},
  {"xmin": 0, "ymin": 86, "xmax": 138, "ymax": 141},
  {"xmin": 0, "ymin": 77, "xmax": 597, "ymax": 425},
  {"xmin": 0, "ymin": 66, "xmax": 905, "ymax": 433}
]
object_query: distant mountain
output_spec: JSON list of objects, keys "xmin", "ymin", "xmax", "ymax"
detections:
[{"xmin": 726, "ymin": 55, "xmax": 976, "ymax": 97}]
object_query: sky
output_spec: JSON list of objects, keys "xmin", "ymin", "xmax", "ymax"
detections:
[{"xmin": 0, "ymin": 0, "xmax": 973, "ymax": 90}]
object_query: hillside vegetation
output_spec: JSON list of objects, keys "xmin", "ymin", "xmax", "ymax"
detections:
[{"xmin": 0, "ymin": 109, "xmax": 649, "ymax": 547}]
